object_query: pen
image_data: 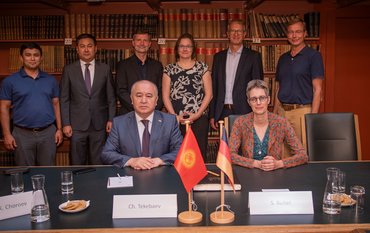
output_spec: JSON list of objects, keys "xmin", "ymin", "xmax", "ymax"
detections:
[
  {"xmin": 73, "ymin": 168, "xmax": 96, "ymax": 175},
  {"xmin": 207, "ymin": 170, "xmax": 220, "ymax": 177},
  {"xmin": 117, "ymin": 173, "xmax": 122, "ymax": 180}
]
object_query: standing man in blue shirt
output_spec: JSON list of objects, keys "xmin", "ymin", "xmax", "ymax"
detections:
[
  {"xmin": 0, "ymin": 42, "xmax": 63, "ymax": 166},
  {"xmin": 274, "ymin": 17, "xmax": 324, "ymax": 153}
]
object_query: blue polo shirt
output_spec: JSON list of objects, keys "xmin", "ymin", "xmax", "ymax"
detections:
[
  {"xmin": 0, "ymin": 68, "xmax": 59, "ymax": 128},
  {"xmin": 276, "ymin": 46, "xmax": 324, "ymax": 105}
]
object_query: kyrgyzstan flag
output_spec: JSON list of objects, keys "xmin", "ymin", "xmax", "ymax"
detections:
[
  {"xmin": 174, "ymin": 127, "xmax": 207, "ymax": 193},
  {"xmin": 216, "ymin": 126, "xmax": 235, "ymax": 191}
]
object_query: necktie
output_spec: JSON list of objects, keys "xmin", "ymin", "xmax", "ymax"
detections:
[
  {"xmin": 85, "ymin": 63, "xmax": 91, "ymax": 95},
  {"xmin": 141, "ymin": 119, "xmax": 150, "ymax": 157}
]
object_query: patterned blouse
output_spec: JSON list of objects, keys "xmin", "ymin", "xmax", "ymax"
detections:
[
  {"xmin": 229, "ymin": 112, "xmax": 308, "ymax": 168},
  {"xmin": 253, "ymin": 126, "xmax": 270, "ymax": 160},
  {"xmin": 163, "ymin": 61, "xmax": 208, "ymax": 114}
]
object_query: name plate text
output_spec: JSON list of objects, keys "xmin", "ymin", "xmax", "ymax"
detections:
[
  {"xmin": 112, "ymin": 194, "xmax": 177, "ymax": 218},
  {"xmin": 249, "ymin": 191, "xmax": 314, "ymax": 215},
  {"xmin": 0, "ymin": 191, "xmax": 33, "ymax": 220}
]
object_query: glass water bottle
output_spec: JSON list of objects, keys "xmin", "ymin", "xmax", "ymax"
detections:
[
  {"xmin": 322, "ymin": 167, "xmax": 341, "ymax": 214},
  {"xmin": 31, "ymin": 174, "xmax": 50, "ymax": 222}
]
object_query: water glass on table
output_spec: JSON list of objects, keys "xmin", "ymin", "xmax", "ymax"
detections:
[
  {"xmin": 61, "ymin": 171, "xmax": 74, "ymax": 194},
  {"xmin": 338, "ymin": 170, "xmax": 346, "ymax": 194},
  {"xmin": 350, "ymin": 185, "xmax": 365, "ymax": 214},
  {"xmin": 11, "ymin": 172, "xmax": 24, "ymax": 194}
]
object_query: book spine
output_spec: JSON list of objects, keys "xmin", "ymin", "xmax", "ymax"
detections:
[
  {"xmin": 187, "ymin": 9, "xmax": 193, "ymax": 37},
  {"xmin": 158, "ymin": 9, "xmax": 164, "ymax": 38},
  {"xmin": 159, "ymin": 44, "xmax": 167, "ymax": 67},
  {"xmin": 180, "ymin": 8, "xmax": 187, "ymax": 35},
  {"xmin": 168, "ymin": 9, "xmax": 175, "ymax": 38},
  {"xmin": 205, "ymin": 8, "xmax": 213, "ymax": 38},
  {"xmin": 196, "ymin": 41, "xmax": 205, "ymax": 63},
  {"xmin": 192, "ymin": 9, "xmax": 199, "ymax": 38},
  {"xmin": 219, "ymin": 9, "xmax": 228, "ymax": 38},
  {"xmin": 205, "ymin": 42, "xmax": 214, "ymax": 69},
  {"xmin": 168, "ymin": 41, "xmax": 176, "ymax": 64}
]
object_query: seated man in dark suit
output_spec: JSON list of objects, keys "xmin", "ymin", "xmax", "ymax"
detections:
[{"xmin": 101, "ymin": 80, "xmax": 182, "ymax": 170}]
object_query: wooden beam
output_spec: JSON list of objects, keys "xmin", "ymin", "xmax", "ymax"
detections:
[
  {"xmin": 40, "ymin": 0, "xmax": 68, "ymax": 10},
  {"xmin": 336, "ymin": 0, "xmax": 366, "ymax": 8},
  {"xmin": 146, "ymin": 0, "xmax": 161, "ymax": 11},
  {"xmin": 244, "ymin": 0, "xmax": 265, "ymax": 10}
]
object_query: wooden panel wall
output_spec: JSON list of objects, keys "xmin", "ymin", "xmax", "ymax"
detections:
[{"xmin": 334, "ymin": 6, "xmax": 370, "ymax": 159}]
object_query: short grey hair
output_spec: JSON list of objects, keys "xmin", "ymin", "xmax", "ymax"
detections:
[
  {"xmin": 246, "ymin": 80, "xmax": 269, "ymax": 99},
  {"xmin": 130, "ymin": 80, "xmax": 158, "ymax": 97}
]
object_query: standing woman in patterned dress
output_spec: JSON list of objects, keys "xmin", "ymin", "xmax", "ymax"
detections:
[{"xmin": 162, "ymin": 33, "xmax": 213, "ymax": 160}]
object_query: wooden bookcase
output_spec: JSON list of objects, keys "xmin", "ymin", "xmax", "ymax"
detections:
[{"xmin": 0, "ymin": 0, "xmax": 326, "ymax": 164}]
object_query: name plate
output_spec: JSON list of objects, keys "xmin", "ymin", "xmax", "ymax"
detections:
[
  {"xmin": 112, "ymin": 194, "xmax": 177, "ymax": 219},
  {"xmin": 0, "ymin": 191, "xmax": 33, "ymax": 220},
  {"xmin": 249, "ymin": 191, "xmax": 314, "ymax": 215}
]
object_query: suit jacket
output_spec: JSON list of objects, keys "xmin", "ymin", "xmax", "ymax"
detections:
[
  {"xmin": 116, "ymin": 55, "xmax": 163, "ymax": 115},
  {"xmin": 60, "ymin": 60, "xmax": 116, "ymax": 131},
  {"xmin": 209, "ymin": 47, "xmax": 263, "ymax": 121},
  {"xmin": 101, "ymin": 110, "xmax": 183, "ymax": 167}
]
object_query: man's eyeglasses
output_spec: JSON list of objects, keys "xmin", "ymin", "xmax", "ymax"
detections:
[
  {"xmin": 229, "ymin": 29, "xmax": 244, "ymax": 34},
  {"xmin": 249, "ymin": 96, "xmax": 268, "ymax": 104},
  {"xmin": 178, "ymin": 45, "xmax": 193, "ymax": 50}
]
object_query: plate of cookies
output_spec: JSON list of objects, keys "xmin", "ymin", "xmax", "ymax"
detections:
[
  {"xmin": 59, "ymin": 200, "xmax": 90, "ymax": 213},
  {"xmin": 340, "ymin": 194, "xmax": 356, "ymax": 207},
  {"xmin": 332, "ymin": 194, "xmax": 356, "ymax": 207}
]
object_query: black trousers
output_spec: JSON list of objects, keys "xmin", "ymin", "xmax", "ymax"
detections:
[{"xmin": 179, "ymin": 114, "xmax": 209, "ymax": 161}]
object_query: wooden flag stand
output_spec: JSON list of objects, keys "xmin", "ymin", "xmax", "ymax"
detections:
[
  {"xmin": 210, "ymin": 121, "xmax": 235, "ymax": 224},
  {"xmin": 178, "ymin": 121, "xmax": 203, "ymax": 224}
]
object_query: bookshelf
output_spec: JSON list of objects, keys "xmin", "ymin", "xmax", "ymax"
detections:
[{"xmin": 0, "ymin": 0, "xmax": 324, "ymax": 164}]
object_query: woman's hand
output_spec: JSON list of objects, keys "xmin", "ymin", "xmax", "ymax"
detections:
[
  {"xmin": 178, "ymin": 112, "xmax": 200, "ymax": 124},
  {"xmin": 260, "ymin": 156, "xmax": 284, "ymax": 171}
]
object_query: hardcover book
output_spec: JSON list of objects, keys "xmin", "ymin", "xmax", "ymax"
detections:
[{"xmin": 194, "ymin": 169, "xmax": 241, "ymax": 191}]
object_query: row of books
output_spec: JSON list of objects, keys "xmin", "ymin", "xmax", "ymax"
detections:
[
  {"xmin": 248, "ymin": 11, "xmax": 320, "ymax": 38},
  {"xmin": 9, "ymin": 46, "xmax": 65, "ymax": 73},
  {"xmin": 64, "ymin": 14, "xmax": 158, "ymax": 39},
  {"xmin": 0, "ymin": 11, "xmax": 320, "ymax": 41},
  {"xmin": 8, "ymin": 43, "xmax": 320, "ymax": 74},
  {"xmin": 206, "ymin": 140, "xmax": 219, "ymax": 163},
  {"xmin": 158, "ymin": 8, "xmax": 245, "ymax": 39},
  {"xmin": 159, "ymin": 42, "xmax": 229, "ymax": 68},
  {"xmin": 0, "ymin": 15, "xmax": 64, "ymax": 40},
  {"xmin": 64, "ymin": 47, "xmax": 159, "ymax": 73},
  {"xmin": 251, "ymin": 44, "xmax": 291, "ymax": 72}
]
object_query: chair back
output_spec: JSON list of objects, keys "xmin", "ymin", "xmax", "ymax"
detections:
[
  {"xmin": 304, "ymin": 113, "xmax": 361, "ymax": 161},
  {"xmin": 224, "ymin": 115, "xmax": 241, "ymax": 136}
]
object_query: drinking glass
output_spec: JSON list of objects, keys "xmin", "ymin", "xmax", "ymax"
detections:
[
  {"xmin": 61, "ymin": 171, "xmax": 74, "ymax": 194},
  {"xmin": 11, "ymin": 172, "xmax": 24, "ymax": 194}
]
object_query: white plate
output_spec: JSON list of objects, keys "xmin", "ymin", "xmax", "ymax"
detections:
[{"xmin": 59, "ymin": 200, "xmax": 90, "ymax": 213}]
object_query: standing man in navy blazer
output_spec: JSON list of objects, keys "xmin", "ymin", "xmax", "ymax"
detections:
[
  {"xmin": 116, "ymin": 30, "xmax": 163, "ymax": 115},
  {"xmin": 209, "ymin": 19, "xmax": 263, "ymax": 130},
  {"xmin": 101, "ymin": 80, "xmax": 182, "ymax": 170},
  {"xmin": 60, "ymin": 33, "xmax": 116, "ymax": 165}
]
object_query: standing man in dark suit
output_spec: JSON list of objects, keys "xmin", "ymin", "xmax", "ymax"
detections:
[
  {"xmin": 209, "ymin": 19, "xmax": 263, "ymax": 130},
  {"xmin": 101, "ymin": 80, "xmax": 182, "ymax": 170},
  {"xmin": 116, "ymin": 30, "xmax": 163, "ymax": 115},
  {"xmin": 60, "ymin": 33, "xmax": 116, "ymax": 165}
]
